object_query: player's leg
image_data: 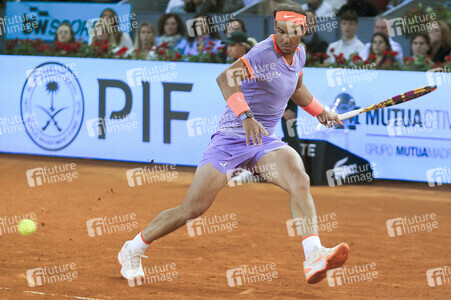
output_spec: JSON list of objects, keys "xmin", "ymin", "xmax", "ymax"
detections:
[
  {"xmin": 254, "ymin": 146, "xmax": 349, "ymax": 284},
  {"xmin": 118, "ymin": 163, "xmax": 227, "ymax": 280}
]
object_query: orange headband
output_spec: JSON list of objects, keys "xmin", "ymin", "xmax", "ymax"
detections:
[{"xmin": 275, "ymin": 11, "xmax": 306, "ymax": 26}]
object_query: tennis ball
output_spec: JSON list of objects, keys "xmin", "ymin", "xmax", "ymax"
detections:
[{"xmin": 18, "ymin": 219, "xmax": 37, "ymax": 236}]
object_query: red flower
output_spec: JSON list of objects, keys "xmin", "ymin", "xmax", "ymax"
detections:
[
  {"xmin": 383, "ymin": 50, "xmax": 390, "ymax": 56},
  {"xmin": 159, "ymin": 42, "xmax": 168, "ymax": 48},
  {"xmin": 403, "ymin": 56, "xmax": 408, "ymax": 62},
  {"xmin": 117, "ymin": 47, "xmax": 128, "ymax": 57},
  {"xmin": 204, "ymin": 46, "xmax": 211, "ymax": 51},
  {"xmin": 410, "ymin": 57, "xmax": 415, "ymax": 61},
  {"xmin": 159, "ymin": 48, "xmax": 166, "ymax": 55},
  {"xmin": 101, "ymin": 43, "xmax": 109, "ymax": 51},
  {"xmin": 352, "ymin": 54, "xmax": 362, "ymax": 63},
  {"xmin": 368, "ymin": 54, "xmax": 376, "ymax": 60},
  {"xmin": 210, "ymin": 52, "xmax": 216, "ymax": 59},
  {"xmin": 134, "ymin": 48, "xmax": 140, "ymax": 53},
  {"xmin": 392, "ymin": 51, "xmax": 398, "ymax": 56},
  {"xmin": 217, "ymin": 46, "xmax": 224, "ymax": 51},
  {"xmin": 445, "ymin": 55, "xmax": 451, "ymax": 61},
  {"xmin": 174, "ymin": 52, "xmax": 182, "ymax": 59},
  {"xmin": 208, "ymin": 41, "xmax": 215, "ymax": 46},
  {"xmin": 330, "ymin": 48, "xmax": 334, "ymax": 53}
]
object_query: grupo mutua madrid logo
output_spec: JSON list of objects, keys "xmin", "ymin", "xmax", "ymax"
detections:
[{"xmin": 21, "ymin": 62, "xmax": 84, "ymax": 151}]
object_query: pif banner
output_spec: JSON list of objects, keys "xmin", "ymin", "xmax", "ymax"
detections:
[{"xmin": 3, "ymin": 2, "xmax": 133, "ymax": 42}]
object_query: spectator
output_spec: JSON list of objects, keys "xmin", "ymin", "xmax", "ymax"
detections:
[
  {"xmin": 90, "ymin": 21, "xmax": 115, "ymax": 46},
  {"xmin": 156, "ymin": 14, "xmax": 188, "ymax": 52},
  {"xmin": 134, "ymin": 22, "xmax": 157, "ymax": 59},
  {"xmin": 338, "ymin": 0, "xmax": 379, "ymax": 17},
  {"xmin": 98, "ymin": 8, "xmax": 133, "ymax": 49},
  {"xmin": 410, "ymin": 32, "xmax": 430, "ymax": 59},
  {"xmin": 301, "ymin": 0, "xmax": 334, "ymax": 17},
  {"xmin": 259, "ymin": 0, "xmax": 287, "ymax": 15},
  {"xmin": 225, "ymin": 19, "xmax": 247, "ymax": 36},
  {"xmin": 222, "ymin": 0, "xmax": 245, "ymax": 13},
  {"xmin": 369, "ymin": 32, "xmax": 395, "ymax": 66},
  {"xmin": 54, "ymin": 22, "xmax": 75, "ymax": 44},
  {"xmin": 184, "ymin": 14, "xmax": 222, "ymax": 56},
  {"xmin": 358, "ymin": 17, "xmax": 403, "ymax": 61},
  {"xmin": 301, "ymin": 10, "xmax": 329, "ymax": 55},
  {"xmin": 428, "ymin": 20, "xmax": 451, "ymax": 63},
  {"xmin": 222, "ymin": 31, "xmax": 256, "ymax": 63},
  {"xmin": 325, "ymin": 10, "xmax": 364, "ymax": 63}
]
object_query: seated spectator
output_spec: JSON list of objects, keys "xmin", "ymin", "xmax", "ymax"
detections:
[
  {"xmin": 338, "ymin": 0, "xmax": 379, "ymax": 17},
  {"xmin": 325, "ymin": 10, "xmax": 364, "ymax": 63},
  {"xmin": 428, "ymin": 20, "xmax": 451, "ymax": 63},
  {"xmin": 98, "ymin": 8, "xmax": 134, "ymax": 49},
  {"xmin": 369, "ymin": 32, "xmax": 396, "ymax": 66},
  {"xmin": 410, "ymin": 32, "xmax": 430, "ymax": 59},
  {"xmin": 225, "ymin": 19, "xmax": 247, "ymax": 36},
  {"xmin": 134, "ymin": 22, "xmax": 157, "ymax": 59},
  {"xmin": 156, "ymin": 14, "xmax": 188, "ymax": 52},
  {"xmin": 54, "ymin": 22, "xmax": 75, "ymax": 44},
  {"xmin": 184, "ymin": 14, "xmax": 222, "ymax": 56},
  {"xmin": 301, "ymin": 0, "xmax": 334, "ymax": 17},
  {"xmin": 301, "ymin": 10, "xmax": 329, "ymax": 55},
  {"xmin": 90, "ymin": 21, "xmax": 115, "ymax": 46},
  {"xmin": 222, "ymin": 31, "xmax": 256, "ymax": 63},
  {"xmin": 358, "ymin": 17, "xmax": 403, "ymax": 61}
]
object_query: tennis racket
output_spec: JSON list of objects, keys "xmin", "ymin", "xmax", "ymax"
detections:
[{"xmin": 337, "ymin": 85, "xmax": 437, "ymax": 121}]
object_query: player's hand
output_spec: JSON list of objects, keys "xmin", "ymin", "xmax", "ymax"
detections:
[
  {"xmin": 242, "ymin": 117, "xmax": 269, "ymax": 146},
  {"xmin": 317, "ymin": 110, "xmax": 344, "ymax": 127}
]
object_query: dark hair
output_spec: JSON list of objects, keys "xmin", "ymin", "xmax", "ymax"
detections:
[
  {"xmin": 187, "ymin": 14, "xmax": 221, "ymax": 42},
  {"xmin": 225, "ymin": 19, "xmax": 247, "ymax": 34},
  {"xmin": 273, "ymin": 2, "xmax": 306, "ymax": 18},
  {"xmin": 54, "ymin": 22, "xmax": 75, "ymax": 44},
  {"xmin": 100, "ymin": 8, "xmax": 123, "ymax": 45},
  {"xmin": 369, "ymin": 32, "xmax": 392, "ymax": 55},
  {"xmin": 410, "ymin": 32, "xmax": 430, "ymax": 46},
  {"xmin": 157, "ymin": 13, "xmax": 186, "ymax": 37},
  {"xmin": 339, "ymin": 10, "xmax": 358, "ymax": 22}
]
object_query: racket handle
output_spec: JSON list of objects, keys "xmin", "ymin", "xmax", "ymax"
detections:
[{"xmin": 338, "ymin": 109, "xmax": 361, "ymax": 121}]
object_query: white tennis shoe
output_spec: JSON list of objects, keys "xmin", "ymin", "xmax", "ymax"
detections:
[
  {"xmin": 303, "ymin": 243, "xmax": 350, "ymax": 284},
  {"xmin": 118, "ymin": 240, "xmax": 147, "ymax": 280}
]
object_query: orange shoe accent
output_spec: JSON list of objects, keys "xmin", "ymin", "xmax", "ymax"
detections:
[
  {"xmin": 304, "ymin": 267, "xmax": 312, "ymax": 274},
  {"xmin": 301, "ymin": 234, "xmax": 319, "ymax": 242},
  {"xmin": 311, "ymin": 254, "xmax": 323, "ymax": 265},
  {"xmin": 306, "ymin": 243, "xmax": 350, "ymax": 285}
]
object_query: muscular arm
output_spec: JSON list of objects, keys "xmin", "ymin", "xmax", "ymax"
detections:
[
  {"xmin": 216, "ymin": 58, "xmax": 249, "ymax": 106},
  {"xmin": 291, "ymin": 73, "xmax": 343, "ymax": 126}
]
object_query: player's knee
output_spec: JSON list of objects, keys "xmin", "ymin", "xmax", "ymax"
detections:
[{"xmin": 289, "ymin": 170, "xmax": 310, "ymax": 195}]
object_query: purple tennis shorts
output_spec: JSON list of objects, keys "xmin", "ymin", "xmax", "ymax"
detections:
[{"xmin": 198, "ymin": 132, "xmax": 288, "ymax": 175}]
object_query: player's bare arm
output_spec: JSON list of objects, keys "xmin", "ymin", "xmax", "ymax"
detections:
[
  {"xmin": 291, "ymin": 74, "xmax": 344, "ymax": 127},
  {"xmin": 216, "ymin": 59, "xmax": 269, "ymax": 146}
]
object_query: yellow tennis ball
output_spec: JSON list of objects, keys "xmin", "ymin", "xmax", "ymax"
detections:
[{"xmin": 18, "ymin": 219, "xmax": 37, "ymax": 236}]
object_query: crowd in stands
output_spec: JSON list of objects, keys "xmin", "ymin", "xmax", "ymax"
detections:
[{"xmin": 4, "ymin": 1, "xmax": 451, "ymax": 70}]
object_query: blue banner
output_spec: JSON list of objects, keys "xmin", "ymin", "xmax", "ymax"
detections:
[
  {"xmin": 4, "ymin": 2, "xmax": 133, "ymax": 42},
  {"xmin": 0, "ymin": 55, "xmax": 450, "ymax": 182}
]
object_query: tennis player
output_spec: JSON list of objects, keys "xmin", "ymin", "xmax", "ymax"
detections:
[{"xmin": 119, "ymin": 3, "xmax": 349, "ymax": 284}]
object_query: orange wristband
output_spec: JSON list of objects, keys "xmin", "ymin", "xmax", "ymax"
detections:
[
  {"xmin": 227, "ymin": 92, "xmax": 250, "ymax": 117},
  {"xmin": 302, "ymin": 95, "xmax": 323, "ymax": 117}
]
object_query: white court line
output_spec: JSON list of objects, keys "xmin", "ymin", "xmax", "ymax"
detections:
[{"xmin": 0, "ymin": 287, "xmax": 103, "ymax": 300}]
